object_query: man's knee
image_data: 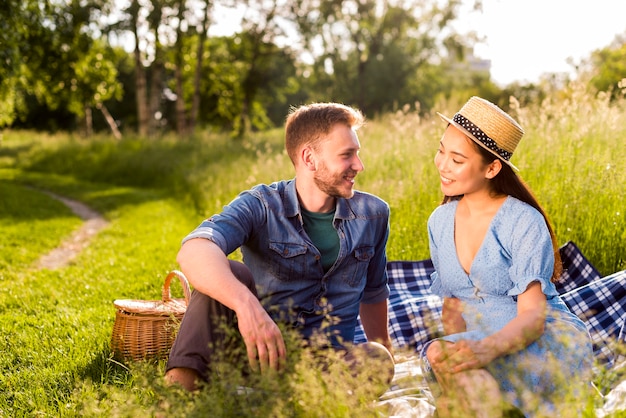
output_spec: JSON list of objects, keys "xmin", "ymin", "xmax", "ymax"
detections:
[
  {"xmin": 165, "ymin": 367, "xmax": 201, "ymax": 392},
  {"xmin": 426, "ymin": 340, "xmax": 443, "ymax": 363}
]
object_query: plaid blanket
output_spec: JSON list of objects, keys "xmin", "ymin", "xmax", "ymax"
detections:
[
  {"xmin": 561, "ymin": 269, "xmax": 626, "ymax": 367},
  {"xmin": 355, "ymin": 241, "xmax": 625, "ymax": 370}
]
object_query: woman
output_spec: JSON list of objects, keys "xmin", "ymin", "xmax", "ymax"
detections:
[{"xmin": 421, "ymin": 97, "xmax": 593, "ymax": 417}]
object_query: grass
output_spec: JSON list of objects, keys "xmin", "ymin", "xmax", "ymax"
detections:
[
  {"xmin": 0, "ymin": 172, "xmax": 196, "ymax": 416},
  {"xmin": 0, "ymin": 83, "xmax": 624, "ymax": 416}
]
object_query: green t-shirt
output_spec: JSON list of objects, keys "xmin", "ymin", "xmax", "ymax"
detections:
[{"xmin": 301, "ymin": 207, "xmax": 339, "ymax": 272}]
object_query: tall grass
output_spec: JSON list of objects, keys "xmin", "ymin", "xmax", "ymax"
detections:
[
  {"xmin": 5, "ymin": 86, "xmax": 622, "ymax": 272},
  {"xmin": 515, "ymin": 86, "xmax": 626, "ymax": 275},
  {"xmin": 0, "ymin": 86, "xmax": 624, "ymax": 416}
]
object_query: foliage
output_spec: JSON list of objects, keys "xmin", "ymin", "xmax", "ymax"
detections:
[
  {"xmin": 4, "ymin": 0, "xmax": 625, "ymax": 135},
  {"xmin": 292, "ymin": 0, "xmax": 481, "ymax": 115},
  {"xmin": 189, "ymin": 33, "xmax": 301, "ymax": 132},
  {"xmin": 588, "ymin": 38, "xmax": 626, "ymax": 101},
  {"xmin": 0, "ymin": 0, "xmax": 48, "ymax": 127},
  {"xmin": 0, "ymin": 0, "xmax": 121, "ymax": 131},
  {"xmin": 68, "ymin": 38, "xmax": 123, "ymax": 117},
  {"xmin": 1, "ymin": 0, "xmax": 497, "ymax": 134}
]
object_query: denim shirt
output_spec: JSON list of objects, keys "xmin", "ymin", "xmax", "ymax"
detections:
[{"xmin": 183, "ymin": 179, "xmax": 390, "ymax": 346}]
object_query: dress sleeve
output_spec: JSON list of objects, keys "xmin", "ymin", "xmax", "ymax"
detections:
[{"xmin": 505, "ymin": 205, "xmax": 558, "ymax": 297}]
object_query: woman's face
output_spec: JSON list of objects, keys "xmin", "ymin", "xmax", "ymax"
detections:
[{"xmin": 434, "ymin": 125, "xmax": 493, "ymax": 197}]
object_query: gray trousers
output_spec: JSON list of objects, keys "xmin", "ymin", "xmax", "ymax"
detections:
[{"xmin": 166, "ymin": 260, "xmax": 256, "ymax": 381}]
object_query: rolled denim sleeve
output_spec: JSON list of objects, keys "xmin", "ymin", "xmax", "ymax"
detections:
[{"xmin": 182, "ymin": 190, "xmax": 266, "ymax": 256}]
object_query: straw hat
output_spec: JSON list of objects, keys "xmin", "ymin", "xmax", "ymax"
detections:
[{"xmin": 437, "ymin": 96, "xmax": 524, "ymax": 170}]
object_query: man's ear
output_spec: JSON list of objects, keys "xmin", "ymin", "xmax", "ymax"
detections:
[
  {"xmin": 485, "ymin": 159, "xmax": 502, "ymax": 179},
  {"xmin": 301, "ymin": 146, "xmax": 317, "ymax": 171}
]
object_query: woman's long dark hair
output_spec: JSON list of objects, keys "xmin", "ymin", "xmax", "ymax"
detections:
[{"xmin": 442, "ymin": 143, "xmax": 563, "ymax": 283}]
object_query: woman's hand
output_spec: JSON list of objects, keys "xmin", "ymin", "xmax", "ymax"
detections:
[
  {"xmin": 429, "ymin": 339, "xmax": 497, "ymax": 374},
  {"xmin": 445, "ymin": 339, "xmax": 499, "ymax": 373},
  {"xmin": 438, "ymin": 281, "xmax": 548, "ymax": 374}
]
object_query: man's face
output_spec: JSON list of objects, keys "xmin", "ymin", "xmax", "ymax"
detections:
[{"xmin": 312, "ymin": 124, "xmax": 364, "ymax": 199}]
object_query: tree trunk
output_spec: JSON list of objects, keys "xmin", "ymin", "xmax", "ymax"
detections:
[
  {"xmin": 84, "ymin": 105, "xmax": 93, "ymax": 137},
  {"xmin": 174, "ymin": 0, "xmax": 187, "ymax": 136},
  {"xmin": 131, "ymin": 0, "xmax": 149, "ymax": 137},
  {"xmin": 97, "ymin": 102, "xmax": 122, "ymax": 139},
  {"xmin": 190, "ymin": 0, "xmax": 212, "ymax": 133},
  {"xmin": 237, "ymin": 36, "xmax": 260, "ymax": 138},
  {"xmin": 174, "ymin": 65, "xmax": 186, "ymax": 136},
  {"xmin": 146, "ymin": 2, "xmax": 170, "ymax": 137},
  {"xmin": 148, "ymin": 61, "xmax": 162, "ymax": 136}
]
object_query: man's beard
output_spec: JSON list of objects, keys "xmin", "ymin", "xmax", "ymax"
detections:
[{"xmin": 313, "ymin": 162, "xmax": 356, "ymax": 199}]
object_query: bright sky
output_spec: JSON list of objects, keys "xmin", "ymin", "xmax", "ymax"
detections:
[
  {"xmin": 466, "ymin": 0, "xmax": 626, "ymax": 85},
  {"xmin": 208, "ymin": 0, "xmax": 626, "ymax": 86}
]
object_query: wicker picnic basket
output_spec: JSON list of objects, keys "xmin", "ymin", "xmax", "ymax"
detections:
[{"xmin": 111, "ymin": 270, "xmax": 191, "ymax": 361}]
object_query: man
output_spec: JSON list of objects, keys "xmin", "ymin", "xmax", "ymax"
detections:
[{"xmin": 165, "ymin": 102, "xmax": 393, "ymax": 391}]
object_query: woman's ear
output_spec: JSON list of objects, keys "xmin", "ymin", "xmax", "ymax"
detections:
[{"xmin": 485, "ymin": 159, "xmax": 503, "ymax": 179}]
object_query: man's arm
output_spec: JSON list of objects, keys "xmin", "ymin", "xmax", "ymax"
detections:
[
  {"xmin": 177, "ymin": 238, "xmax": 286, "ymax": 372},
  {"xmin": 359, "ymin": 299, "xmax": 393, "ymax": 353}
]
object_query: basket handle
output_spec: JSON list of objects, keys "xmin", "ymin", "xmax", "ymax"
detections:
[{"xmin": 162, "ymin": 270, "xmax": 191, "ymax": 306}]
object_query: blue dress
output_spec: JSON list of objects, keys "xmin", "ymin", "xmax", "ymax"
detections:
[{"xmin": 424, "ymin": 197, "xmax": 593, "ymax": 416}]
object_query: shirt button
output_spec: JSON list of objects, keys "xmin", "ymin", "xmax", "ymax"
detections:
[{"xmin": 315, "ymin": 255, "xmax": 320, "ymax": 261}]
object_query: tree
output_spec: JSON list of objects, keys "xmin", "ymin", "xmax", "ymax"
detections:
[
  {"xmin": 190, "ymin": 0, "xmax": 212, "ymax": 133},
  {"xmin": 169, "ymin": 0, "xmax": 213, "ymax": 136},
  {"xmin": 1, "ymin": 0, "xmax": 122, "ymax": 132},
  {"xmin": 0, "ymin": 0, "xmax": 26, "ymax": 127},
  {"xmin": 115, "ymin": 0, "xmax": 171, "ymax": 137},
  {"xmin": 3, "ymin": 0, "xmax": 494, "ymax": 134},
  {"xmin": 587, "ymin": 35, "xmax": 626, "ymax": 101},
  {"xmin": 112, "ymin": 0, "xmax": 217, "ymax": 136},
  {"xmin": 71, "ymin": 40, "xmax": 123, "ymax": 138},
  {"xmin": 291, "ymin": 0, "xmax": 480, "ymax": 115},
  {"xmin": 0, "ymin": 0, "xmax": 50, "ymax": 127},
  {"xmin": 173, "ymin": 0, "xmax": 189, "ymax": 135},
  {"xmin": 228, "ymin": 0, "xmax": 300, "ymax": 137},
  {"xmin": 47, "ymin": 0, "xmax": 122, "ymax": 135},
  {"xmin": 180, "ymin": 32, "xmax": 298, "ymax": 133}
]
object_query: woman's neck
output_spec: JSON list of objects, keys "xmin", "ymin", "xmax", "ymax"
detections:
[{"xmin": 458, "ymin": 191, "xmax": 507, "ymax": 217}]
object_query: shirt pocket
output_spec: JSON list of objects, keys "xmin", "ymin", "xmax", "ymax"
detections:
[
  {"xmin": 342, "ymin": 246, "xmax": 374, "ymax": 287},
  {"xmin": 268, "ymin": 241, "xmax": 308, "ymax": 282}
]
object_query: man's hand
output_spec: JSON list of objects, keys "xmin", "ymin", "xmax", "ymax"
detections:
[
  {"xmin": 177, "ymin": 239, "xmax": 288, "ymax": 373},
  {"xmin": 235, "ymin": 301, "xmax": 287, "ymax": 373}
]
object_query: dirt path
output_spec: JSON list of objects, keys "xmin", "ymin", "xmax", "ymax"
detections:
[{"xmin": 36, "ymin": 191, "xmax": 109, "ymax": 270}]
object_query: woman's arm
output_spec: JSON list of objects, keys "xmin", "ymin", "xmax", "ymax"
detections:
[
  {"xmin": 445, "ymin": 281, "xmax": 547, "ymax": 372},
  {"xmin": 482, "ymin": 281, "xmax": 547, "ymax": 357},
  {"xmin": 442, "ymin": 296, "xmax": 466, "ymax": 335}
]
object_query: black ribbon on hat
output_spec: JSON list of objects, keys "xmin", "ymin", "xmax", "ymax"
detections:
[{"xmin": 453, "ymin": 113, "xmax": 513, "ymax": 161}]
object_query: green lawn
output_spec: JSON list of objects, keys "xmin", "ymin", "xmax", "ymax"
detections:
[{"xmin": 0, "ymin": 88, "xmax": 624, "ymax": 416}]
